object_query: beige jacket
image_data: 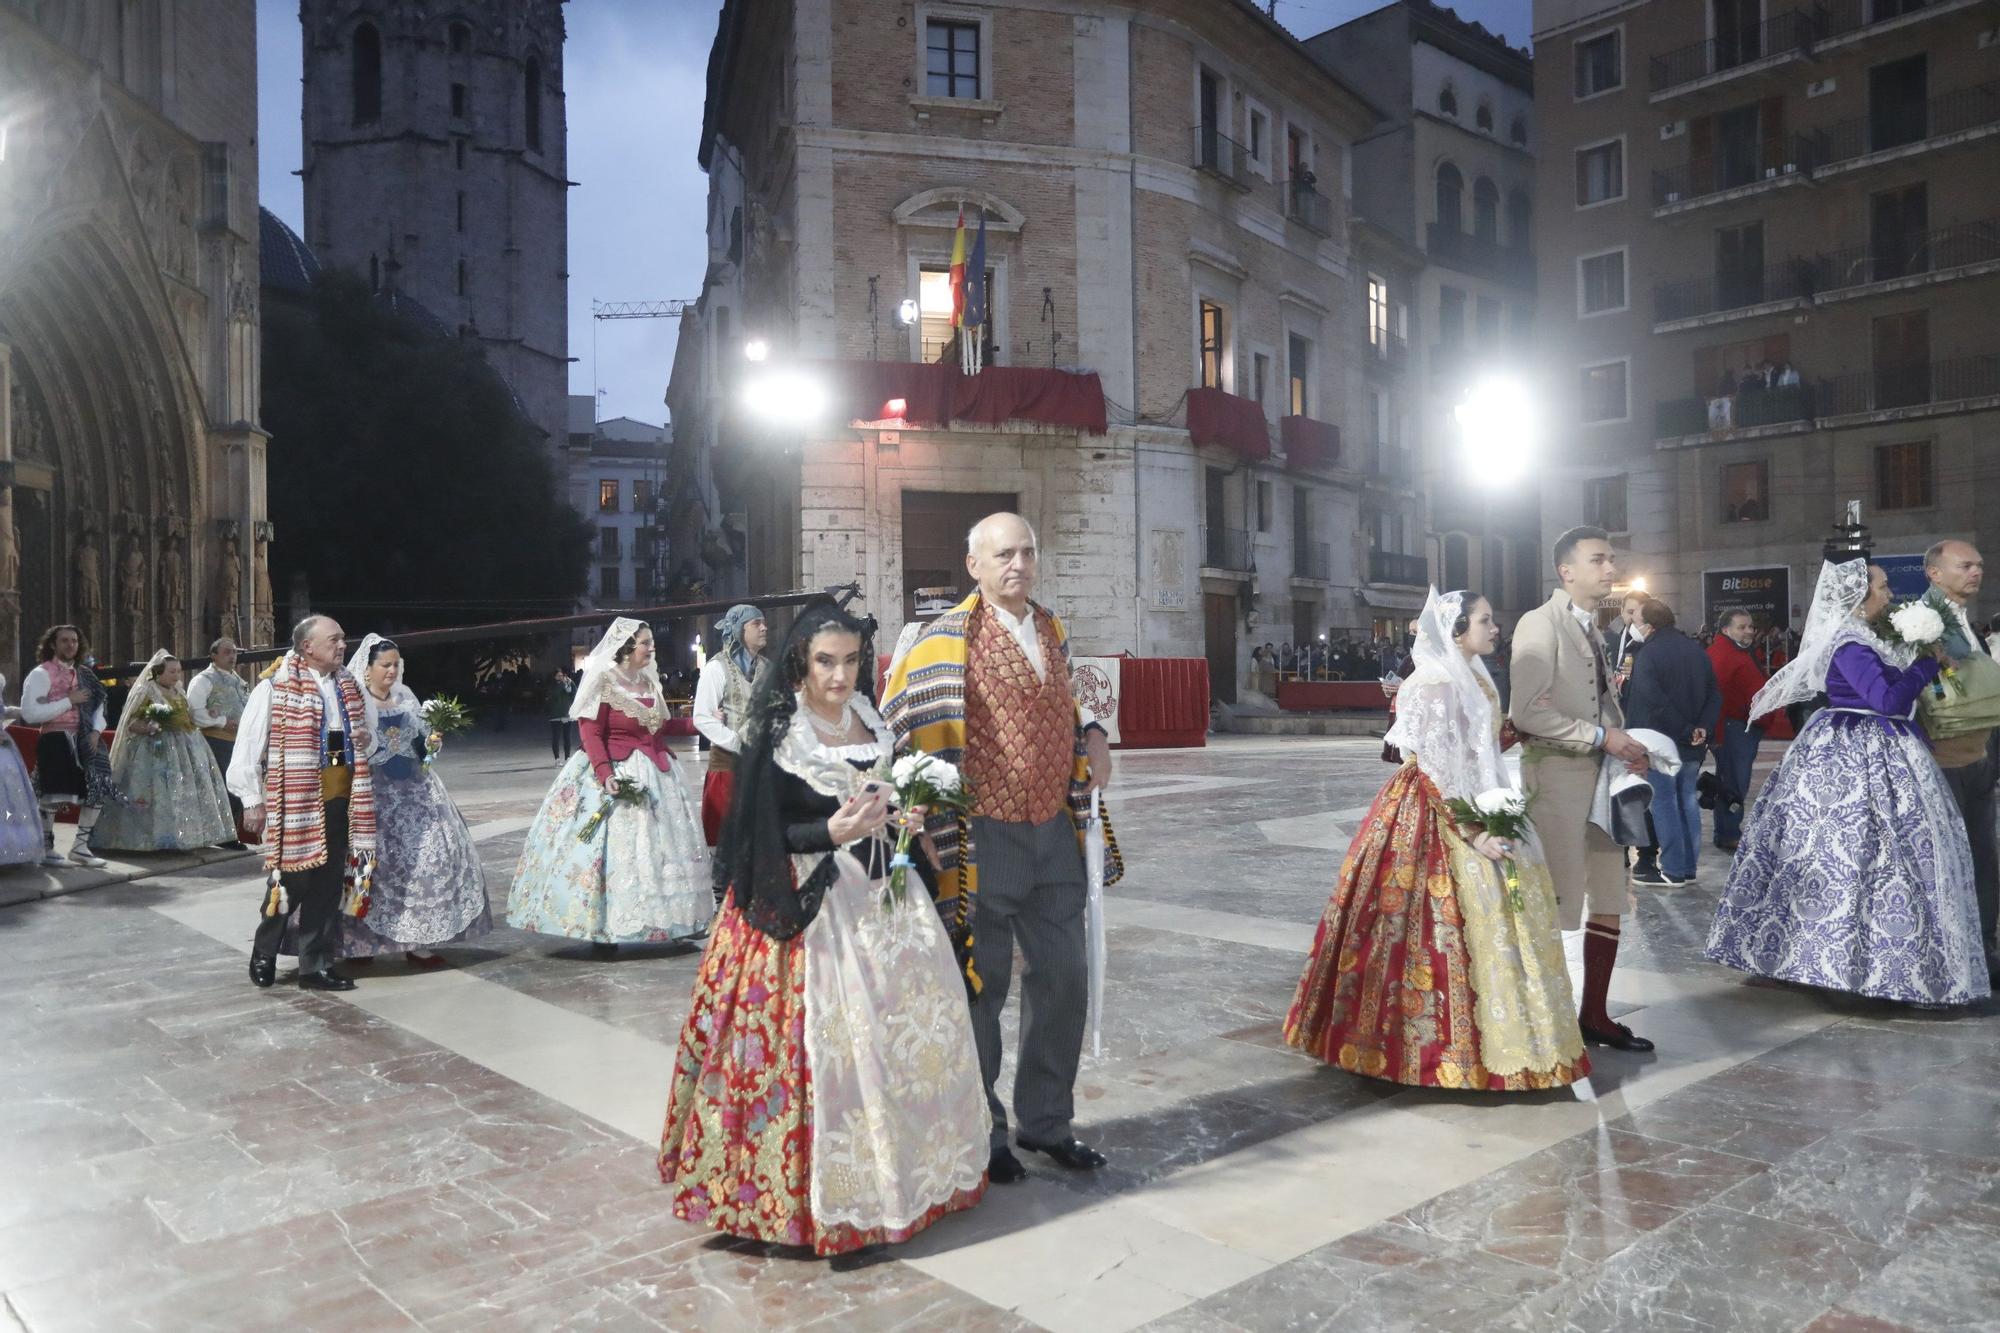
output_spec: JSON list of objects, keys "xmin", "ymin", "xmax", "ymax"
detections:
[{"xmin": 1509, "ymin": 589, "xmax": 1622, "ymax": 756}]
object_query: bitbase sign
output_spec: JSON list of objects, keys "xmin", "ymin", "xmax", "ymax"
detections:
[{"xmin": 1703, "ymin": 566, "xmax": 1792, "ymax": 630}]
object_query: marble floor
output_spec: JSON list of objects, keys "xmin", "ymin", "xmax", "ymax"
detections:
[{"xmin": 3, "ymin": 731, "xmax": 1996, "ymax": 1332}]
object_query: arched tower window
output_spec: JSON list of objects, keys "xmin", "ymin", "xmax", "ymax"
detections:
[
  {"xmin": 1510, "ymin": 115, "xmax": 1528, "ymax": 146},
  {"xmin": 449, "ymin": 22, "xmax": 470, "ymax": 55},
  {"xmin": 1473, "ymin": 177, "xmax": 1500, "ymax": 244},
  {"xmin": 524, "ymin": 56, "xmax": 543, "ymax": 152},
  {"xmin": 1438, "ymin": 82, "xmax": 1458, "ymax": 117},
  {"xmin": 351, "ymin": 23, "xmax": 382, "ymax": 126},
  {"xmin": 1435, "ymin": 162, "xmax": 1463, "ymax": 232},
  {"xmin": 1507, "ymin": 189, "xmax": 1532, "ymax": 248},
  {"xmin": 1476, "ymin": 102, "xmax": 1494, "ymax": 131}
]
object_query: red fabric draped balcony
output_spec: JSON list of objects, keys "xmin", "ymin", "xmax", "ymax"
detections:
[
  {"xmin": 1280, "ymin": 415, "xmax": 1341, "ymax": 471},
  {"xmin": 1185, "ymin": 387, "xmax": 1271, "ymax": 461},
  {"xmin": 809, "ymin": 361, "xmax": 1109, "ymax": 436}
]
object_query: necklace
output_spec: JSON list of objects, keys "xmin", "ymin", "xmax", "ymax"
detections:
[{"xmin": 803, "ymin": 699, "xmax": 852, "ymax": 743}]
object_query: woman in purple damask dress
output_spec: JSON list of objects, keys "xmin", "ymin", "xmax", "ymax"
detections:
[{"xmin": 1706, "ymin": 559, "xmax": 1989, "ymax": 1006}]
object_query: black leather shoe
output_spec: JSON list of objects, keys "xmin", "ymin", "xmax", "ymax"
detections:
[
  {"xmin": 249, "ymin": 953, "xmax": 276, "ymax": 988},
  {"xmin": 988, "ymin": 1147, "xmax": 1028, "ymax": 1184},
  {"xmin": 298, "ymin": 969, "xmax": 357, "ymax": 992},
  {"xmin": 1581, "ymin": 1021, "xmax": 1655, "ymax": 1053},
  {"xmin": 1017, "ymin": 1137, "xmax": 1108, "ymax": 1171}
]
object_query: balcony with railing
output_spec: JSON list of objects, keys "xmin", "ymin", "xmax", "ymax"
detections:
[
  {"xmin": 1292, "ymin": 541, "xmax": 1332, "ymax": 583},
  {"xmin": 1361, "ymin": 324, "xmax": 1409, "ymax": 374},
  {"xmin": 1191, "ymin": 125, "xmax": 1253, "ymax": 192},
  {"xmin": 1286, "ymin": 183, "xmax": 1333, "ymax": 235},
  {"xmin": 1816, "ymin": 216, "xmax": 2000, "ymax": 298},
  {"xmin": 1649, "ymin": 9, "xmax": 1819, "ymax": 99},
  {"xmin": 1655, "ymin": 381, "xmax": 1816, "ymax": 441},
  {"xmin": 1821, "ymin": 0, "xmax": 1988, "ymax": 48},
  {"xmin": 1817, "ymin": 355, "xmax": 2000, "ymax": 417},
  {"xmin": 1653, "ymin": 256, "xmax": 1818, "ymax": 325},
  {"xmin": 1813, "ymin": 81, "xmax": 2000, "ymax": 174},
  {"xmin": 1425, "ymin": 224, "xmax": 1535, "ymax": 286},
  {"xmin": 1651, "ymin": 134, "xmax": 1816, "ymax": 213},
  {"xmin": 1203, "ymin": 524, "xmax": 1254, "ymax": 573},
  {"xmin": 1369, "ymin": 550, "xmax": 1428, "ymax": 587},
  {"xmin": 1368, "ymin": 442, "xmax": 1416, "ymax": 484}
]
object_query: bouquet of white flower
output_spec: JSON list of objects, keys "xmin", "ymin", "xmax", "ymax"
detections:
[
  {"xmin": 1873, "ymin": 592, "xmax": 1964, "ymax": 698},
  {"xmin": 876, "ymin": 752, "xmax": 974, "ymax": 910},
  {"xmin": 1443, "ymin": 786, "xmax": 1534, "ymax": 911}
]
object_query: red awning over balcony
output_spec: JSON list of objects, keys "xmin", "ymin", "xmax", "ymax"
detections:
[
  {"xmin": 1185, "ymin": 387, "xmax": 1271, "ymax": 461},
  {"xmin": 820, "ymin": 360, "xmax": 1109, "ymax": 436},
  {"xmin": 1280, "ymin": 415, "xmax": 1340, "ymax": 471}
]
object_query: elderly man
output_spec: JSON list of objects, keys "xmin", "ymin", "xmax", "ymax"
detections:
[
  {"xmin": 1926, "ymin": 539, "xmax": 2000, "ymax": 986},
  {"xmin": 229, "ymin": 616, "xmax": 375, "ymax": 992},
  {"xmin": 1510, "ymin": 526, "xmax": 1656, "ymax": 1052},
  {"xmin": 187, "ymin": 637, "xmax": 250, "ymax": 849},
  {"xmin": 882, "ymin": 512, "xmax": 1115, "ymax": 1184}
]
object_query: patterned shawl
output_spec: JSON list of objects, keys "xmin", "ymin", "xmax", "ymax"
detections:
[{"xmin": 261, "ymin": 650, "xmax": 376, "ymax": 890}]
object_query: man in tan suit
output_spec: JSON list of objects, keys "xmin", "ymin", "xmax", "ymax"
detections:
[{"xmin": 1509, "ymin": 526, "xmax": 1657, "ymax": 1052}]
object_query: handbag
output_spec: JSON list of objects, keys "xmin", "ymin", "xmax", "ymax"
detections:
[{"xmin": 1918, "ymin": 652, "xmax": 2000, "ymax": 743}]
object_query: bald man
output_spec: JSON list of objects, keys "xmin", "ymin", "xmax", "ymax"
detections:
[
  {"xmin": 882, "ymin": 512, "xmax": 1114, "ymax": 1184},
  {"xmin": 1927, "ymin": 539, "xmax": 2000, "ymax": 986}
]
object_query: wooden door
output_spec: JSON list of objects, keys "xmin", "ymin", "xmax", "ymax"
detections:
[
  {"xmin": 1204, "ymin": 591, "xmax": 1238, "ymax": 705},
  {"xmin": 901, "ymin": 490, "xmax": 1019, "ymax": 624}
]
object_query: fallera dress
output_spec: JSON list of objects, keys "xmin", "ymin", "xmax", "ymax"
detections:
[{"xmin": 91, "ymin": 684, "xmax": 235, "ymax": 852}]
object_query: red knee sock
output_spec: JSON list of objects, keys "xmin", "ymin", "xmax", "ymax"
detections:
[{"xmin": 1580, "ymin": 921, "xmax": 1621, "ymax": 1031}]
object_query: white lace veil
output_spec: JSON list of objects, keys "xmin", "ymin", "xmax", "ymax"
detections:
[
  {"xmin": 569, "ymin": 616, "xmax": 661, "ymax": 721},
  {"xmin": 1748, "ymin": 558, "xmax": 1886, "ymax": 723},
  {"xmin": 346, "ymin": 633, "xmax": 420, "ymax": 724},
  {"xmin": 1381, "ymin": 588, "xmax": 1507, "ymax": 802},
  {"xmin": 110, "ymin": 649, "xmax": 177, "ymax": 768}
]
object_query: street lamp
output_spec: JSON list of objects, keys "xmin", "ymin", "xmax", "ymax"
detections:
[
  {"xmin": 896, "ymin": 298, "xmax": 920, "ymax": 326},
  {"xmin": 1452, "ymin": 375, "xmax": 1536, "ymax": 481}
]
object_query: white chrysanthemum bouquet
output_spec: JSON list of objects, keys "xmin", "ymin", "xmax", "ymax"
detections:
[
  {"xmin": 1873, "ymin": 591, "xmax": 1964, "ymax": 697},
  {"xmin": 877, "ymin": 752, "xmax": 974, "ymax": 909},
  {"xmin": 1444, "ymin": 785, "xmax": 1534, "ymax": 911}
]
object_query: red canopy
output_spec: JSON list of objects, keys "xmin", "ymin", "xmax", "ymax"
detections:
[
  {"xmin": 819, "ymin": 361, "xmax": 1108, "ymax": 436},
  {"xmin": 1281, "ymin": 415, "xmax": 1341, "ymax": 471},
  {"xmin": 1185, "ymin": 387, "xmax": 1271, "ymax": 461}
]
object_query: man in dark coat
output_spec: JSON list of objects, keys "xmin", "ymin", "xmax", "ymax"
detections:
[{"xmin": 1624, "ymin": 600, "xmax": 1721, "ymax": 886}]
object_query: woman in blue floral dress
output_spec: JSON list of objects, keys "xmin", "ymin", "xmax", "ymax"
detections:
[{"xmin": 92, "ymin": 651, "xmax": 235, "ymax": 852}]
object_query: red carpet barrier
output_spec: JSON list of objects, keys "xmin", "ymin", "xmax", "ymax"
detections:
[
  {"xmin": 1277, "ymin": 680, "xmax": 1387, "ymax": 712},
  {"xmin": 1116, "ymin": 657, "xmax": 1209, "ymax": 748}
]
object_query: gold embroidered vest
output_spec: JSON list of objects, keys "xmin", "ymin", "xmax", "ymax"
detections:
[{"xmin": 964, "ymin": 604, "xmax": 1074, "ymax": 825}]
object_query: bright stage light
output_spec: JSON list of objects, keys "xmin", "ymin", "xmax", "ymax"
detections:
[
  {"xmin": 743, "ymin": 337, "xmax": 770, "ymax": 362},
  {"xmin": 742, "ymin": 370, "xmax": 829, "ymax": 424},
  {"xmin": 896, "ymin": 298, "xmax": 920, "ymax": 326},
  {"xmin": 1452, "ymin": 376, "xmax": 1536, "ymax": 480}
]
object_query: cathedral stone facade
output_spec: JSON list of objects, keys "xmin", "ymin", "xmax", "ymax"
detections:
[
  {"xmin": 0, "ymin": 2, "xmax": 267, "ymax": 681},
  {"xmin": 298, "ymin": 0, "xmax": 570, "ymax": 451}
]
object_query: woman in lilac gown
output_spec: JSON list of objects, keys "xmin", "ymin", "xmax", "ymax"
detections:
[{"xmin": 1706, "ymin": 559, "xmax": 1989, "ymax": 1006}]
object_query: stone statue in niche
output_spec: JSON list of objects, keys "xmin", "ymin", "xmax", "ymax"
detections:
[
  {"xmin": 161, "ymin": 533, "xmax": 187, "ymax": 643},
  {"xmin": 252, "ymin": 527, "xmax": 275, "ymax": 647},
  {"xmin": 121, "ymin": 539, "xmax": 148, "ymax": 658},
  {"xmin": 75, "ymin": 526, "xmax": 105, "ymax": 631},
  {"xmin": 0, "ymin": 495, "xmax": 18, "ymax": 591},
  {"xmin": 216, "ymin": 531, "xmax": 241, "ymax": 641}
]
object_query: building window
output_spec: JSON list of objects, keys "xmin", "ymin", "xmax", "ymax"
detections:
[
  {"xmin": 1248, "ymin": 107, "xmax": 1268, "ymax": 168},
  {"xmin": 1575, "ymin": 138, "xmax": 1624, "ymax": 207},
  {"xmin": 455, "ymin": 191, "xmax": 465, "ymax": 232},
  {"xmin": 1256, "ymin": 480, "xmax": 1273, "ymax": 533},
  {"xmin": 598, "ymin": 479, "xmax": 619, "ymax": 512},
  {"xmin": 525, "ymin": 56, "xmax": 543, "ymax": 152},
  {"xmin": 926, "ymin": 19, "xmax": 981, "ymax": 99},
  {"xmin": 1871, "ymin": 182, "xmax": 1929, "ymax": 282},
  {"xmin": 1435, "ymin": 162, "xmax": 1463, "ymax": 232},
  {"xmin": 1585, "ymin": 474, "xmax": 1628, "ymax": 533},
  {"xmin": 599, "ymin": 566, "xmax": 621, "ymax": 601},
  {"xmin": 1475, "ymin": 102, "xmax": 1494, "ymax": 132},
  {"xmin": 351, "ymin": 23, "xmax": 382, "ymax": 126},
  {"xmin": 200, "ymin": 141, "xmax": 232, "ymax": 231},
  {"xmin": 1871, "ymin": 309, "xmax": 1931, "ymax": 409},
  {"xmin": 1199, "ymin": 299, "xmax": 1227, "ymax": 390},
  {"xmin": 1443, "ymin": 533, "xmax": 1470, "ymax": 590},
  {"xmin": 600, "ymin": 525, "xmax": 621, "ymax": 558},
  {"xmin": 1475, "ymin": 296, "xmax": 1501, "ymax": 347},
  {"xmin": 1574, "ymin": 28, "xmax": 1621, "ymax": 98},
  {"xmin": 1580, "ymin": 359, "xmax": 1629, "ymax": 423},
  {"xmin": 1252, "ymin": 351, "xmax": 1270, "ymax": 406},
  {"xmin": 1288, "ymin": 332, "xmax": 1313, "ymax": 416},
  {"xmin": 1472, "ymin": 177, "xmax": 1499, "ymax": 244},
  {"xmin": 1876, "ymin": 441, "xmax": 1934, "ymax": 511},
  {"xmin": 456, "ymin": 258, "xmax": 468, "ymax": 295},
  {"xmin": 449, "ymin": 22, "xmax": 470, "ymax": 54},
  {"xmin": 1716, "ymin": 221, "xmax": 1765, "ymax": 309},
  {"xmin": 1367, "ymin": 275, "xmax": 1389, "ymax": 350},
  {"xmin": 454, "ymin": 137, "xmax": 467, "ymax": 169},
  {"xmin": 1507, "ymin": 189, "xmax": 1531, "ymax": 248},
  {"xmin": 633, "ymin": 479, "xmax": 651, "ymax": 513},
  {"xmin": 1439, "ymin": 82, "xmax": 1458, "ymax": 117},
  {"xmin": 451, "ymin": 82, "xmax": 467, "ymax": 119},
  {"xmin": 1579, "ymin": 249, "xmax": 1627, "ymax": 315},
  {"xmin": 1721, "ymin": 460, "xmax": 1771, "ymax": 523},
  {"xmin": 1438, "ymin": 286, "xmax": 1466, "ymax": 347},
  {"xmin": 1869, "ymin": 53, "xmax": 1929, "ymax": 152},
  {"xmin": 1510, "ymin": 114, "xmax": 1529, "ymax": 146},
  {"xmin": 919, "ymin": 264, "xmax": 996, "ymax": 364}
]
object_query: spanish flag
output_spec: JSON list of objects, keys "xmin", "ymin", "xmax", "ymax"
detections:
[{"xmin": 948, "ymin": 206, "xmax": 968, "ymax": 329}]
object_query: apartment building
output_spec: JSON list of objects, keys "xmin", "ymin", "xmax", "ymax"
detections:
[
  {"xmin": 672, "ymin": 0, "xmax": 1381, "ymax": 702},
  {"xmin": 1534, "ymin": 0, "xmax": 2000, "ymax": 623},
  {"xmin": 1309, "ymin": 1, "xmax": 1544, "ymax": 628}
]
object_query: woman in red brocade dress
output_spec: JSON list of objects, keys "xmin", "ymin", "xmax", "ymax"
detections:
[{"xmin": 1284, "ymin": 590, "xmax": 1590, "ymax": 1092}]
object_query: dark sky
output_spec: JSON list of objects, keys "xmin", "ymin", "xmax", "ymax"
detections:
[{"xmin": 256, "ymin": 1, "xmax": 1532, "ymax": 429}]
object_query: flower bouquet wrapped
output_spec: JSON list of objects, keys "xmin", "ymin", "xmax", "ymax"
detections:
[
  {"xmin": 578, "ymin": 774, "xmax": 648, "ymax": 842},
  {"xmin": 1444, "ymin": 786, "xmax": 1534, "ymax": 912},
  {"xmin": 877, "ymin": 753, "xmax": 974, "ymax": 910},
  {"xmin": 1872, "ymin": 593, "xmax": 1964, "ymax": 698},
  {"xmin": 417, "ymin": 695, "xmax": 474, "ymax": 766}
]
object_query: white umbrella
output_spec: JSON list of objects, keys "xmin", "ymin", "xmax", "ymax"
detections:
[{"xmin": 1084, "ymin": 788, "xmax": 1108, "ymax": 1058}]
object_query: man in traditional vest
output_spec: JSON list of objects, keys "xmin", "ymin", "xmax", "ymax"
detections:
[
  {"xmin": 18, "ymin": 624, "xmax": 110, "ymax": 868},
  {"xmin": 187, "ymin": 636, "xmax": 250, "ymax": 849},
  {"xmin": 228, "ymin": 615, "xmax": 376, "ymax": 992},
  {"xmin": 692, "ymin": 603, "xmax": 767, "ymax": 890},
  {"xmin": 882, "ymin": 512, "xmax": 1115, "ymax": 1185}
]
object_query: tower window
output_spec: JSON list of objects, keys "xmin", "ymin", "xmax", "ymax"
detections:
[
  {"xmin": 525, "ymin": 56, "xmax": 543, "ymax": 151},
  {"xmin": 351, "ymin": 23, "xmax": 382, "ymax": 126},
  {"xmin": 1439, "ymin": 82, "xmax": 1458, "ymax": 117},
  {"xmin": 449, "ymin": 22, "xmax": 470, "ymax": 55},
  {"xmin": 455, "ymin": 191, "xmax": 465, "ymax": 232},
  {"xmin": 451, "ymin": 82, "xmax": 467, "ymax": 119},
  {"xmin": 457, "ymin": 258, "xmax": 468, "ymax": 296}
]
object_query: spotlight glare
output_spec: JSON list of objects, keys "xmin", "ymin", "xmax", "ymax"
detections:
[
  {"xmin": 743, "ymin": 337, "xmax": 770, "ymax": 362},
  {"xmin": 742, "ymin": 370, "xmax": 830, "ymax": 424}
]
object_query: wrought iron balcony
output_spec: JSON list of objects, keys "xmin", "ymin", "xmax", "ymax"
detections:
[
  {"xmin": 1818, "ymin": 355, "xmax": 2000, "ymax": 416},
  {"xmin": 1813, "ymin": 81, "xmax": 2000, "ymax": 169},
  {"xmin": 1362, "ymin": 325, "xmax": 1409, "ymax": 373},
  {"xmin": 1369, "ymin": 550, "xmax": 1428, "ymax": 587},
  {"xmin": 1816, "ymin": 216, "xmax": 2000, "ymax": 293},
  {"xmin": 1649, "ymin": 9, "xmax": 1819, "ymax": 96},
  {"xmin": 1651, "ymin": 134, "xmax": 1816, "ymax": 210},
  {"xmin": 1202, "ymin": 524, "xmax": 1253, "ymax": 572},
  {"xmin": 1653, "ymin": 257, "xmax": 1818, "ymax": 323},
  {"xmin": 1425, "ymin": 224, "xmax": 1535, "ymax": 286},
  {"xmin": 1192, "ymin": 125, "xmax": 1253, "ymax": 191},
  {"xmin": 1655, "ymin": 382, "xmax": 1816, "ymax": 439},
  {"xmin": 1287, "ymin": 183, "xmax": 1333, "ymax": 235},
  {"xmin": 1293, "ymin": 541, "xmax": 1332, "ymax": 582}
]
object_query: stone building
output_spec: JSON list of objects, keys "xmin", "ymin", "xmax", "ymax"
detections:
[
  {"xmin": 674, "ymin": 0, "xmax": 1387, "ymax": 703},
  {"xmin": 1307, "ymin": 1, "xmax": 1543, "ymax": 626},
  {"xmin": 298, "ymin": 0, "xmax": 570, "ymax": 452},
  {"xmin": 1532, "ymin": 0, "xmax": 2000, "ymax": 624},
  {"xmin": 0, "ymin": 1, "xmax": 266, "ymax": 679}
]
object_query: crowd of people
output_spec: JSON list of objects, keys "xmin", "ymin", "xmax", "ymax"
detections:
[{"xmin": 1252, "ymin": 636, "xmax": 1414, "ymax": 682}]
